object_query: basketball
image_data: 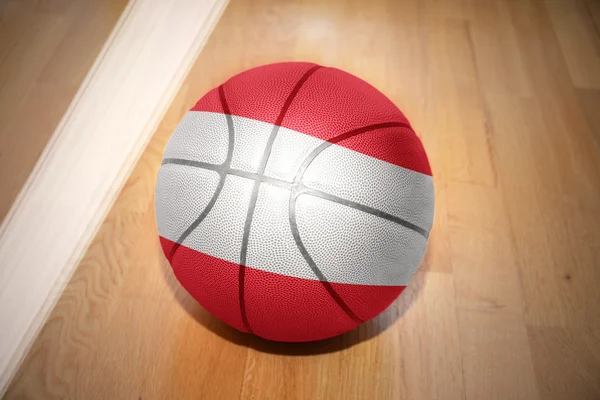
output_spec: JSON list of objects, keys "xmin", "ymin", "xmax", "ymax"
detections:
[{"xmin": 155, "ymin": 62, "xmax": 434, "ymax": 342}]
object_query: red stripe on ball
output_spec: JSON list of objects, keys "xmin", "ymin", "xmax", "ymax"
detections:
[
  {"xmin": 160, "ymin": 236, "xmax": 405, "ymax": 342},
  {"xmin": 191, "ymin": 62, "xmax": 432, "ymax": 176}
]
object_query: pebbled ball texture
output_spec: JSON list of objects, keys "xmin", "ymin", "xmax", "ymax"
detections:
[{"xmin": 155, "ymin": 62, "xmax": 434, "ymax": 342}]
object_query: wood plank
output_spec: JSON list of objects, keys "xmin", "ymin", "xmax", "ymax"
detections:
[
  {"xmin": 577, "ymin": 89, "xmax": 600, "ymax": 149},
  {"xmin": 395, "ymin": 272, "xmax": 464, "ymax": 400},
  {"xmin": 486, "ymin": 92, "xmax": 600, "ymax": 396},
  {"xmin": 584, "ymin": 0, "xmax": 600, "ymax": 144},
  {"xmin": 466, "ymin": 0, "xmax": 532, "ymax": 96},
  {"xmin": 487, "ymin": 93, "xmax": 600, "ymax": 327},
  {"xmin": 546, "ymin": 0, "xmax": 600, "ymax": 89},
  {"xmin": 507, "ymin": 0, "xmax": 597, "ymax": 152},
  {"xmin": 447, "ymin": 181, "xmax": 539, "ymax": 400},
  {"xmin": 425, "ymin": 18, "xmax": 496, "ymax": 186},
  {"xmin": 585, "ymin": 0, "xmax": 600, "ymax": 33},
  {"xmin": 528, "ymin": 326, "xmax": 600, "ymax": 400},
  {"xmin": 500, "ymin": 0, "xmax": 600, "ymax": 328}
]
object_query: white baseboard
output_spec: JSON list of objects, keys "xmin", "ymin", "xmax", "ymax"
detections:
[{"xmin": 0, "ymin": 0, "xmax": 228, "ymax": 393}]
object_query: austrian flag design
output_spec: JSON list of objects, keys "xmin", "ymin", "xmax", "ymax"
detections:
[{"xmin": 155, "ymin": 62, "xmax": 434, "ymax": 342}]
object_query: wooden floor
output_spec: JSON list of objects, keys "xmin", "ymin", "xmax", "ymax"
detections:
[
  {"xmin": 0, "ymin": 0, "xmax": 128, "ymax": 223},
  {"xmin": 5, "ymin": 0, "xmax": 600, "ymax": 399}
]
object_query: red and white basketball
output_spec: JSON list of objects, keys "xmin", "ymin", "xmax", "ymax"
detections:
[{"xmin": 155, "ymin": 62, "xmax": 434, "ymax": 342}]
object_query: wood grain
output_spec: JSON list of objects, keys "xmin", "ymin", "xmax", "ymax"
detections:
[
  {"xmin": 5, "ymin": 0, "xmax": 600, "ymax": 399},
  {"xmin": 546, "ymin": 0, "xmax": 600, "ymax": 89},
  {"xmin": 447, "ymin": 181, "xmax": 538, "ymax": 400}
]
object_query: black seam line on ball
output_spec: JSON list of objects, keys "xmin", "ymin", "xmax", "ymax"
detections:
[
  {"xmin": 239, "ymin": 65, "xmax": 323, "ymax": 266},
  {"xmin": 161, "ymin": 159, "xmax": 294, "ymax": 190},
  {"xmin": 168, "ymin": 85, "xmax": 235, "ymax": 263},
  {"xmin": 287, "ymin": 121, "xmax": 421, "ymax": 324},
  {"xmin": 160, "ymin": 157, "xmax": 429, "ymax": 238},
  {"xmin": 299, "ymin": 187, "xmax": 429, "ymax": 238},
  {"xmin": 238, "ymin": 65, "xmax": 322, "ymax": 334},
  {"xmin": 288, "ymin": 121, "xmax": 429, "ymax": 238},
  {"xmin": 288, "ymin": 193, "xmax": 364, "ymax": 324}
]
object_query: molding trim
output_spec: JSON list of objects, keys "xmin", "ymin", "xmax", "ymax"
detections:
[{"xmin": 0, "ymin": 0, "xmax": 229, "ymax": 392}]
